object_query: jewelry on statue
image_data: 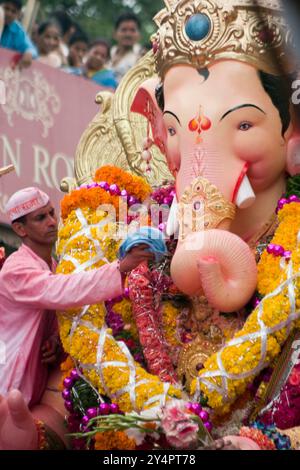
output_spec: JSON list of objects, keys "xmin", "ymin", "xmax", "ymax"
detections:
[
  {"xmin": 178, "ymin": 175, "xmax": 236, "ymax": 241},
  {"xmin": 142, "ymin": 101, "xmax": 154, "ymax": 173},
  {"xmin": 177, "ymin": 333, "xmax": 221, "ymax": 390}
]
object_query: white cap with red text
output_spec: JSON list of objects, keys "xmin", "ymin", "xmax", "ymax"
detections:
[{"xmin": 5, "ymin": 187, "xmax": 50, "ymax": 222}]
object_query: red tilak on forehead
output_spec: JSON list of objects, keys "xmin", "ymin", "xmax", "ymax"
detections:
[{"xmin": 188, "ymin": 106, "xmax": 211, "ymax": 144}]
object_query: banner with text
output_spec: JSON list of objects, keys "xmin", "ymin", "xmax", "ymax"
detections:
[{"xmin": 0, "ymin": 48, "xmax": 104, "ymax": 224}]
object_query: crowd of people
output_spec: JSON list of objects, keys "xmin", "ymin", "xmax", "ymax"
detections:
[{"xmin": 0, "ymin": 0, "xmax": 146, "ymax": 90}]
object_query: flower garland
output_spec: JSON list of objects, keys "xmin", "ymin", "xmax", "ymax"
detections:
[
  {"xmin": 128, "ymin": 262, "xmax": 178, "ymax": 384},
  {"xmin": 69, "ymin": 399, "xmax": 213, "ymax": 450},
  {"xmin": 57, "ymin": 167, "xmax": 181, "ymax": 416},
  {"xmin": 239, "ymin": 426, "xmax": 276, "ymax": 450},
  {"xmin": 161, "ymin": 301, "xmax": 184, "ymax": 363},
  {"xmin": 60, "ymin": 165, "xmax": 151, "ymax": 221},
  {"xmin": 61, "ymin": 355, "xmax": 76, "ymax": 384},
  {"xmin": 191, "ymin": 198, "xmax": 300, "ymax": 414},
  {"xmin": 105, "ymin": 296, "xmax": 144, "ymax": 365},
  {"xmin": 94, "ymin": 166, "xmax": 151, "ymax": 202},
  {"xmin": 107, "ymin": 296, "xmax": 140, "ymax": 343},
  {"xmin": 259, "ymin": 361, "xmax": 300, "ymax": 429},
  {"xmin": 150, "ymin": 185, "xmax": 176, "ymax": 233},
  {"xmin": 239, "ymin": 422, "xmax": 291, "ymax": 450}
]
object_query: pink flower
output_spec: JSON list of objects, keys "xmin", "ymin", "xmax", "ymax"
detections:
[
  {"xmin": 288, "ymin": 370, "xmax": 300, "ymax": 387},
  {"xmin": 160, "ymin": 400, "xmax": 199, "ymax": 449}
]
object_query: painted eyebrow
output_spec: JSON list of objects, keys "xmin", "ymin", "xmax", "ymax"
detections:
[
  {"xmin": 163, "ymin": 110, "xmax": 182, "ymax": 126},
  {"xmin": 220, "ymin": 104, "xmax": 266, "ymax": 121}
]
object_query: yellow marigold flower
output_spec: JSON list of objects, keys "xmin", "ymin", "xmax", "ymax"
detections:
[
  {"xmin": 161, "ymin": 302, "xmax": 183, "ymax": 351},
  {"xmin": 112, "ymin": 299, "xmax": 139, "ymax": 341},
  {"xmin": 60, "ymin": 355, "xmax": 75, "ymax": 386}
]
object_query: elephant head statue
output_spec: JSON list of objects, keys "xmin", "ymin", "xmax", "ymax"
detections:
[{"xmin": 131, "ymin": 0, "xmax": 299, "ymax": 313}]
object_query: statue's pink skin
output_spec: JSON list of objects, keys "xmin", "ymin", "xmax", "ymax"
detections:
[
  {"xmin": 132, "ymin": 60, "xmax": 294, "ymax": 312},
  {"xmin": 171, "ymin": 230, "xmax": 257, "ymax": 312}
]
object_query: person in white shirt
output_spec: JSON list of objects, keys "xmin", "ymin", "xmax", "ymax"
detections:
[{"xmin": 109, "ymin": 11, "xmax": 143, "ymax": 85}]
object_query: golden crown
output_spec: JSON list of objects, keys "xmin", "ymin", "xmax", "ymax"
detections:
[{"xmin": 152, "ymin": 0, "xmax": 296, "ymax": 78}]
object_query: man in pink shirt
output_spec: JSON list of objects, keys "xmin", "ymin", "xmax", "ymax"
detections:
[{"xmin": 0, "ymin": 187, "xmax": 153, "ymax": 449}]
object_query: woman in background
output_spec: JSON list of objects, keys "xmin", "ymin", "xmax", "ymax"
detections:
[{"xmin": 36, "ymin": 21, "xmax": 65, "ymax": 68}]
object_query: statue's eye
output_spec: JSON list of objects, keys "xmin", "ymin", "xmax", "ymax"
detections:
[
  {"xmin": 239, "ymin": 122, "xmax": 252, "ymax": 131},
  {"xmin": 168, "ymin": 127, "xmax": 176, "ymax": 137}
]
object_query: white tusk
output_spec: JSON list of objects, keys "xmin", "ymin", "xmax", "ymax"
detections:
[
  {"xmin": 166, "ymin": 194, "xmax": 179, "ymax": 236},
  {"xmin": 235, "ymin": 175, "xmax": 256, "ymax": 209}
]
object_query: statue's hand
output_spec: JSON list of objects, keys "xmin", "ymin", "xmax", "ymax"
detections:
[{"xmin": 0, "ymin": 390, "xmax": 38, "ymax": 450}]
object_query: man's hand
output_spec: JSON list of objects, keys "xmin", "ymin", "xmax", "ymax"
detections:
[
  {"xmin": 199, "ymin": 436, "xmax": 260, "ymax": 450},
  {"xmin": 119, "ymin": 244, "xmax": 154, "ymax": 273},
  {"xmin": 18, "ymin": 52, "xmax": 33, "ymax": 69},
  {"xmin": 0, "ymin": 390, "xmax": 37, "ymax": 450},
  {"xmin": 41, "ymin": 335, "xmax": 61, "ymax": 365}
]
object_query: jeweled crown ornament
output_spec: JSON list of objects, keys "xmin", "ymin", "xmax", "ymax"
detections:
[{"xmin": 152, "ymin": 0, "xmax": 296, "ymax": 78}]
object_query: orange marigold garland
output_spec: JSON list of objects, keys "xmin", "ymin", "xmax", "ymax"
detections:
[
  {"xmin": 239, "ymin": 427, "xmax": 276, "ymax": 450},
  {"xmin": 60, "ymin": 355, "xmax": 76, "ymax": 386},
  {"xmin": 94, "ymin": 166, "xmax": 151, "ymax": 201},
  {"xmin": 61, "ymin": 165, "xmax": 152, "ymax": 221}
]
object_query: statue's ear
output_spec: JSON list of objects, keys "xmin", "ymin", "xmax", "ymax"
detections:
[
  {"xmin": 287, "ymin": 134, "xmax": 300, "ymax": 176},
  {"xmin": 131, "ymin": 77, "xmax": 167, "ymax": 155}
]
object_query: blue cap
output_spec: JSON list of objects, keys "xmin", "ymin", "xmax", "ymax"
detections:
[{"xmin": 118, "ymin": 226, "xmax": 167, "ymax": 262}]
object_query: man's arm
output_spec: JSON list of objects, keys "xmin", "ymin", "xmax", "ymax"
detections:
[
  {"xmin": 3, "ymin": 260, "xmax": 123, "ymax": 310},
  {"xmin": 3, "ymin": 245, "xmax": 154, "ymax": 311}
]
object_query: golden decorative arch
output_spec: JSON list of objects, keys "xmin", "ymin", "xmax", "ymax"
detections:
[{"xmin": 61, "ymin": 51, "xmax": 173, "ymax": 193}]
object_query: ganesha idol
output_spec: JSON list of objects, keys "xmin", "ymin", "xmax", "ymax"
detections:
[
  {"xmin": 2, "ymin": 0, "xmax": 300, "ymax": 451},
  {"xmin": 130, "ymin": 0, "xmax": 300, "ymax": 410}
]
